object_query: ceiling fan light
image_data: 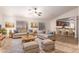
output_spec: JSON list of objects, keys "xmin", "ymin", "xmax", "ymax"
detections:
[
  {"xmin": 35, "ymin": 11, "xmax": 37, "ymax": 13},
  {"xmin": 28, "ymin": 7, "xmax": 42, "ymax": 16},
  {"xmin": 34, "ymin": 8, "xmax": 37, "ymax": 10},
  {"xmin": 39, "ymin": 12, "xmax": 42, "ymax": 14},
  {"xmin": 38, "ymin": 14, "xmax": 41, "ymax": 16}
]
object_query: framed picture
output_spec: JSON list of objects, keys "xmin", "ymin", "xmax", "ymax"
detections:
[
  {"xmin": 39, "ymin": 22, "xmax": 45, "ymax": 30},
  {"xmin": 5, "ymin": 22, "xmax": 14, "ymax": 28},
  {"xmin": 31, "ymin": 22, "xmax": 38, "ymax": 28},
  {"xmin": 0, "ymin": 24, "xmax": 1, "ymax": 29}
]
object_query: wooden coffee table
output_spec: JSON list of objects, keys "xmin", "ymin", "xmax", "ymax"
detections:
[{"xmin": 22, "ymin": 35, "xmax": 35, "ymax": 42}]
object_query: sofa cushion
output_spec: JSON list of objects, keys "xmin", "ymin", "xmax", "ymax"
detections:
[
  {"xmin": 42, "ymin": 39, "xmax": 53, "ymax": 45},
  {"xmin": 42, "ymin": 39, "xmax": 55, "ymax": 52},
  {"xmin": 23, "ymin": 41, "xmax": 39, "ymax": 50}
]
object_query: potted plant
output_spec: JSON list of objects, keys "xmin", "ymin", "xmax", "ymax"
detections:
[{"xmin": 0, "ymin": 28, "xmax": 7, "ymax": 35}]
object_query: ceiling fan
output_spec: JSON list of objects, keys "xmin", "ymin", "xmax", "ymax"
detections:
[{"xmin": 28, "ymin": 7, "xmax": 42, "ymax": 16}]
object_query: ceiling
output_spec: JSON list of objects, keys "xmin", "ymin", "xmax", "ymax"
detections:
[{"xmin": 0, "ymin": 6, "xmax": 77, "ymax": 20}]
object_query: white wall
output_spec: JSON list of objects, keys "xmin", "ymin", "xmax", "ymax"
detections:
[
  {"xmin": 50, "ymin": 7, "xmax": 78, "ymax": 32},
  {"xmin": 78, "ymin": 7, "xmax": 79, "ymax": 48},
  {"xmin": 0, "ymin": 14, "xmax": 49, "ymax": 36},
  {"xmin": 0, "ymin": 14, "xmax": 48, "ymax": 32},
  {"xmin": 0, "ymin": 8, "xmax": 5, "ymax": 28},
  {"xmin": 0, "ymin": 14, "xmax": 4, "ymax": 27},
  {"xmin": 13, "ymin": 16, "xmax": 47, "ymax": 32},
  {"xmin": 49, "ymin": 7, "xmax": 79, "ymax": 48}
]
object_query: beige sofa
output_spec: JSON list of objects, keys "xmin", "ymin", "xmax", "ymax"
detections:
[
  {"xmin": 41, "ymin": 39, "xmax": 55, "ymax": 52},
  {"xmin": 23, "ymin": 41, "xmax": 39, "ymax": 53}
]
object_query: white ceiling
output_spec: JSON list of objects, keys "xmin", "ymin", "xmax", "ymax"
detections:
[{"xmin": 0, "ymin": 6, "xmax": 77, "ymax": 20}]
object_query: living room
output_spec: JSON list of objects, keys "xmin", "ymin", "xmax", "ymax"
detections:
[{"xmin": 0, "ymin": 6, "xmax": 79, "ymax": 53}]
